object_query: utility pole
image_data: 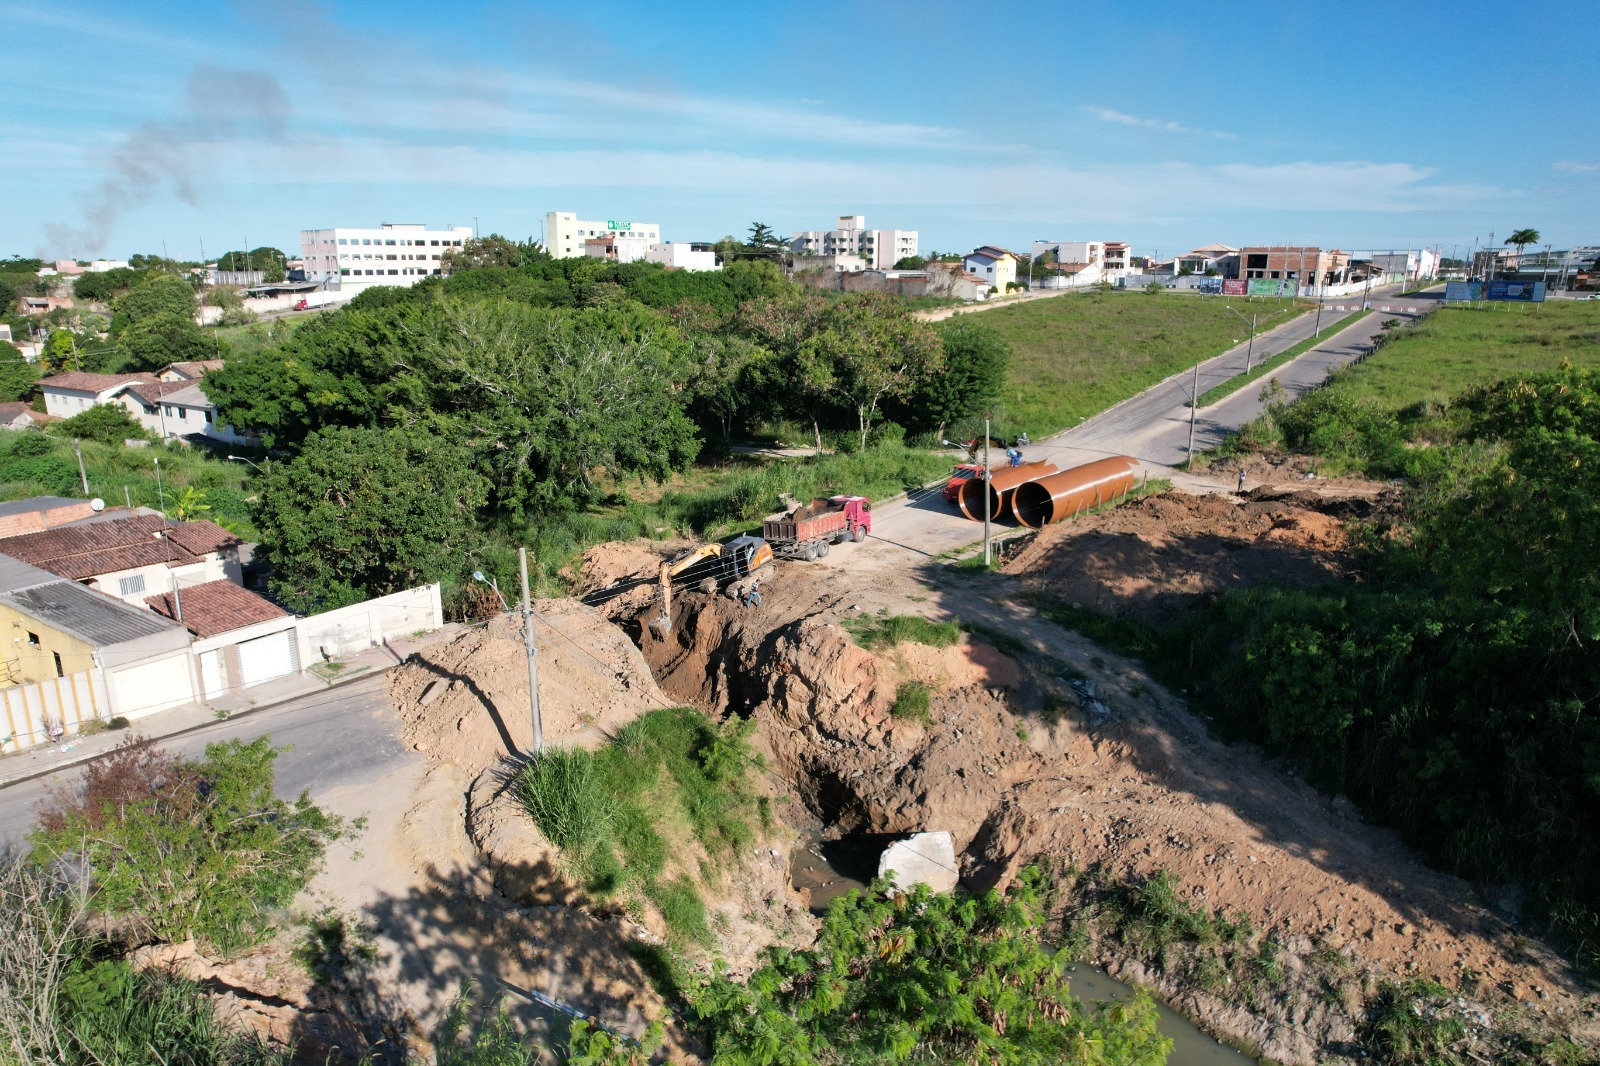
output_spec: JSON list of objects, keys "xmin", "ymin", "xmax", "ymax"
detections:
[
  {"xmin": 1186, "ymin": 357, "xmax": 1201, "ymax": 461},
  {"xmin": 519, "ymin": 547, "xmax": 543, "ymax": 756},
  {"xmin": 982, "ymin": 419, "xmax": 992, "ymax": 566},
  {"xmin": 153, "ymin": 456, "xmax": 181, "ymax": 623},
  {"xmin": 1244, "ymin": 312, "xmax": 1258, "ymax": 373},
  {"xmin": 73, "ymin": 440, "xmax": 88, "ymax": 494}
]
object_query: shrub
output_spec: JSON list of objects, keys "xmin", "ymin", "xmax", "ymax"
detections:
[
  {"xmin": 55, "ymin": 404, "xmax": 148, "ymax": 446},
  {"xmin": 31, "ymin": 737, "xmax": 350, "ymax": 956},
  {"xmin": 515, "ymin": 748, "xmax": 615, "ymax": 886}
]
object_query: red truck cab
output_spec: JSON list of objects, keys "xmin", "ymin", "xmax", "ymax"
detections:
[{"xmin": 943, "ymin": 464, "xmax": 987, "ymax": 502}]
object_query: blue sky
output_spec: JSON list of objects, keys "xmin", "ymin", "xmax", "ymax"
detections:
[{"xmin": 3, "ymin": 0, "xmax": 1595, "ymax": 262}]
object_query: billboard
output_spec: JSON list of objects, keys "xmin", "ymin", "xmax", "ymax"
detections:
[
  {"xmin": 1444, "ymin": 282, "xmax": 1483, "ymax": 302},
  {"xmin": 1486, "ymin": 280, "xmax": 1546, "ymax": 303},
  {"xmin": 1246, "ymin": 278, "xmax": 1294, "ymax": 297},
  {"xmin": 1221, "ymin": 279, "xmax": 1247, "ymax": 296}
]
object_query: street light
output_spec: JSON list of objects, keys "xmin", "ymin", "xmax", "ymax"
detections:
[
  {"xmin": 472, "ymin": 570, "xmax": 510, "ymax": 612},
  {"xmin": 226, "ymin": 454, "xmax": 262, "ymax": 471},
  {"xmin": 1223, "ymin": 304, "xmax": 1292, "ymax": 374}
]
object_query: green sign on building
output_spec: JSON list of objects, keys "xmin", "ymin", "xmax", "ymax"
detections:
[{"xmin": 607, "ymin": 220, "xmax": 632, "ymax": 231}]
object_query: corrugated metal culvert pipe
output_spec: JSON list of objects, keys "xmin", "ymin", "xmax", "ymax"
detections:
[{"xmin": 1011, "ymin": 456, "xmax": 1140, "ymax": 529}]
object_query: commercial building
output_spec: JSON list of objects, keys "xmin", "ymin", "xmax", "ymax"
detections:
[
  {"xmin": 1362, "ymin": 249, "xmax": 1440, "ymax": 283},
  {"xmin": 299, "ymin": 223, "xmax": 473, "ymax": 291},
  {"xmin": 546, "ymin": 212, "xmax": 661, "ymax": 259},
  {"xmin": 789, "ymin": 215, "xmax": 918, "ymax": 271}
]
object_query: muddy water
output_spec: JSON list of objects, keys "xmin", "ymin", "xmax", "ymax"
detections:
[{"xmin": 790, "ymin": 840, "xmax": 1255, "ymax": 1065}]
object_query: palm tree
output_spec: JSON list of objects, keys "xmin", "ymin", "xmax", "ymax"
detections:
[{"xmin": 1505, "ymin": 228, "xmax": 1541, "ymax": 267}]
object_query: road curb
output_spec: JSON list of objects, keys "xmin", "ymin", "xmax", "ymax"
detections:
[{"xmin": 0, "ymin": 658, "xmax": 411, "ymax": 792}]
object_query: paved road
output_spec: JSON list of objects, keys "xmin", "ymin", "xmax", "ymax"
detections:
[
  {"xmin": 0, "ymin": 677, "xmax": 411, "ymax": 845},
  {"xmin": 851, "ymin": 285, "xmax": 1439, "ymax": 562}
]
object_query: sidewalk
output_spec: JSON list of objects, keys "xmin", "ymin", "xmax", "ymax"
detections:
[{"xmin": 0, "ymin": 625, "xmax": 463, "ymax": 790}]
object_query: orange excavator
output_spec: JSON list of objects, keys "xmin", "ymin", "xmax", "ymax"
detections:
[{"xmin": 650, "ymin": 535, "xmax": 774, "ymax": 634}]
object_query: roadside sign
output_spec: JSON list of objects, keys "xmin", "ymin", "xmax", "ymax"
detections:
[
  {"xmin": 1221, "ymin": 279, "xmax": 1247, "ymax": 296},
  {"xmin": 1246, "ymin": 279, "xmax": 1294, "ymax": 297},
  {"xmin": 1444, "ymin": 281, "xmax": 1483, "ymax": 302},
  {"xmin": 1486, "ymin": 280, "xmax": 1546, "ymax": 302}
]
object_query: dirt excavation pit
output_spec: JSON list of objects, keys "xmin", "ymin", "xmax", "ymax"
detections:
[
  {"xmin": 579, "ymin": 505, "xmax": 1597, "ymax": 1062},
  {"xmin": 999, "ymin": 486, "xmax": 1385, "ymax": 626}
]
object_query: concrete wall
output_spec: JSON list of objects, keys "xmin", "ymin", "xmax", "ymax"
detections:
[
  {"xmin": 296, "ymin": 583, "xmax": 443, "ymax": 663},
  {"xmin": 0, "ymin": 670, "xmax": 111, "ymax": 752}
]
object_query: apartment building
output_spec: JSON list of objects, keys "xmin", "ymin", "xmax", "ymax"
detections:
[
  {"xmin": 547, "ymin": 212, "xmax": 661, "ymax": 259},
  {"xmin": 299, "ymin": 223, "xmax": 473, "ymax": 291},
  {"xmin": 789, "ymin": 215, "xmax": 918, "ymax": 271}
]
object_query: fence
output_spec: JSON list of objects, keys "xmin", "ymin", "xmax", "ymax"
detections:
[
  {"xmin": 0, "ymin": 671, "xmax": 112, "ymax": 753},
  {"xmin": 295, "ymin": 583, "xmax": 444, "ymax": 664}
]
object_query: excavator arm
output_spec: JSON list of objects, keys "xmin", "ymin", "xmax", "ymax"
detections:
[{"xmin": 651, "ymin": 543, "xmax": 726, "ymax": 634}]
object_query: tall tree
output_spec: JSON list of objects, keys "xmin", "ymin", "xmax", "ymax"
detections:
[
  {"xmin": 112, "ymin": 273, "xmax": 198, "ymax": 327},
  {"xmin": 440, "ymin": 234, "xmax": 549, "ymax": 273},
  {"xmin": 255, "ymin": 425, "xmax": 489, "ymax": 612},
  {"xmin": 1504, "ymin": 228, "xmax": 1542, "ymax": 265},
  {"xmin": 0, "ymin": 340, "xmax": 38, "ymax": 401},
  {"xmin": 746, "ymin": 221, "xmax": 785, "ymax": 258},
  {"xmin": 215, "ymin": 246, "xmax": 288, "ymax": 282},
  {"xmin": 894, "ymin": 317, "xmax": 1010, "ymax": 439}
]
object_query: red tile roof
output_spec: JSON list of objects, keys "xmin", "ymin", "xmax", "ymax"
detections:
[
  {"xmin": 146, "ymin": 579, "xmax": 289, "ymax": 637},
  {"xmin": 162, "ymin": 360, "xmax": 224, "ymax": 380},
  {"xmin": 37, "ymin": 371, "xmax": 157, "ymax": 395},
  {"xmin": 0, "ymin": 515, "xmax": 241, "ymax": 581}
]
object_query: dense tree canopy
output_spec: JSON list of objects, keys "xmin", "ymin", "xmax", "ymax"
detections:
[
  {"xmin": 111, "ymin": 273, "xmax": 198, "ymax": 327},
  {"xmin": 71, "ymin": 267, "xmax": 143, "ymax": 303},
  {"xmin": 215, "ymin": 246, "xmax": 287, "ymax": 281},
  {"xmin": 0, "ymin": 340, "xmax": 36, "ymax": 401},
  {"xmin": 117, "ymin": 311, "xmax": 212, "ymax": 371},
  {"xmin": 440, "ymin": 233, "xmax": 549, "ymax": 273},
  {"xmin": 890, "ymin": 317, "xmax": 1011, "ymax": 439},
  {"xmin": 254, "ymin": 425, "xmax": 490, "ymax": 612}
]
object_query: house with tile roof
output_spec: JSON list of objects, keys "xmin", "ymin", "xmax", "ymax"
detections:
[
  {"xmin": 962, "ymin": 246, "xmax": 1019, "ymax": 294},
  {"xmin": 0, "ymin": 552, "xmax": 197, "ymax": 743},
  {"xmin": 0, "ymin": 513, "xmax": 244, "ymax": 608},
  {"xmin": 147, "ymin": 579, "xmax": 300, "ymax": 697},
  {"xmin": 38, "ymin": 371, "xmax": 159, "ymax": 420}
]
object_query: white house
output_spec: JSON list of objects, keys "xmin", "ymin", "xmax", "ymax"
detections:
[
  {"xmin": 583, "ymin": 235, "xmax": 653, "ymax": 263},
  {"xmin": 145, "ymin": 579, "xmax": 300, "ymax": 696},
  {"xmin": 119, "ymin": 379, "xmax": 251, "ymax": 445},
  {"xmin": 646, "ymin": 243, "xmax": 719, "ymax": 271},
  {"xmin": 299, "ymin": 223, "xmax": 473, "ymax": 292},
  {"xmin": 38, "ymin": 371, "xmax": 160, "ymax": 420},
  {"xmin": 546, "ymin": 212, "xmax": 661, "ymax": 259}
]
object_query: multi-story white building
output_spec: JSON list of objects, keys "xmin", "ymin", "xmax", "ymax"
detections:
[
  {"xmin": 546, "ymin": 212, "xmax": 661, "ymax": 259},
  {"xmin": 789, "ymin": 215, "xmax": 917, "ymax": 271},
  {"xmin": 299, "ymin": 223, "xmax": 473, "ymax": 291}
]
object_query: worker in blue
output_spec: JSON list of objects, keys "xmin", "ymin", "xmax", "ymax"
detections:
[{"xmin": 1005, "ymin": 447, "xmax": 1022, "ymax": 467}]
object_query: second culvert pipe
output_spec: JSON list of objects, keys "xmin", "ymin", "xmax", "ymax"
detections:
[
  {"xmin": 1011, "ymin": 456, "xmax": 1140, "ymax": 529},
  {"xmin": 957, "ymin": 460, "xmax": 1059, "ymax": 521}
]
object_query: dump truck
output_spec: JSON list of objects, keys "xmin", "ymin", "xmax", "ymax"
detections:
[
  {"xmin": 761, "ymin": 495, "xmax": 871, "ymax": 561},
  {"xmin": 650, "ymin": 534, "xmax": 773, "ymax": 633}
]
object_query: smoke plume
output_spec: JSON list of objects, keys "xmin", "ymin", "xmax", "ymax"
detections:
[{"xmin": 44, "ymin": 64, "xmax": 292, "ymax": 256}]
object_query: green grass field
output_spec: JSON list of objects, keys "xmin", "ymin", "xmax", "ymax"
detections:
[
  {"xmin": 1194, "ymin": 311, "xmax": 1360, "ymax": 408},
  {"xmin": 978, "ymin": 290, "xmax": 1312, "ymax": 435},
  {"xmin": 1326, "ymin": 301, "xmax": 1600, "ymax": 410}
]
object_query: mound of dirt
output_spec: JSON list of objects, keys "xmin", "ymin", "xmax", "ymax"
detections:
[
  {"xmin": 1001, "ymin": 489, "xmax": 1364, "ymax": 626},
  {"xmin": 389, "ymin": 599, "xmax": 669, "ymax": 776},
  {"xmin": 569, "ymin": 541, "xmax": 686, "ymax": 621}
]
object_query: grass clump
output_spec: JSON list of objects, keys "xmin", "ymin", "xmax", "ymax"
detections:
[
  {"xmin": 843, "ymin": 609, "xmax": 961, "ymax": 650},
  {"xmin": 515, "ymin": 709, "xmax": 766, "ymax": 947},
  {"xmin": 890, "ymin": 681, "xmax": 933, "ymax": 724},
  {"xmin": 959, "ymin": 620, "xmax": 1029, "ymax": 657},
  {"xmin": 1361, "ymin": 978, "xmax": 1468, "ymax": 1065}
]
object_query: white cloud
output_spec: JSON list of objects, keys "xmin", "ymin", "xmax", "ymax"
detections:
[
  {"xmin": 1553, "ymin": 161, "xmax": 1600, "ymax": 173},
  {"xmin": 1086, "ymin": 107, "xmax": 1237, "ymax": 140}
]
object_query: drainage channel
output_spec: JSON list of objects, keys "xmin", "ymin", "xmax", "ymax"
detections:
[{"xmin": 790, "ymin": 836, "xmax": 1254, "ymax": 1065}]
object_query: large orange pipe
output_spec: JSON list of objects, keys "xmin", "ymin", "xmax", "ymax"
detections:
[
  {"xmin": 957, "ymin": 460, "xmax": 1059, "ymax": 521},
  {"xmin": 1011, "ymin": 456, "xmax": 1140, "ymax": 529}
]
